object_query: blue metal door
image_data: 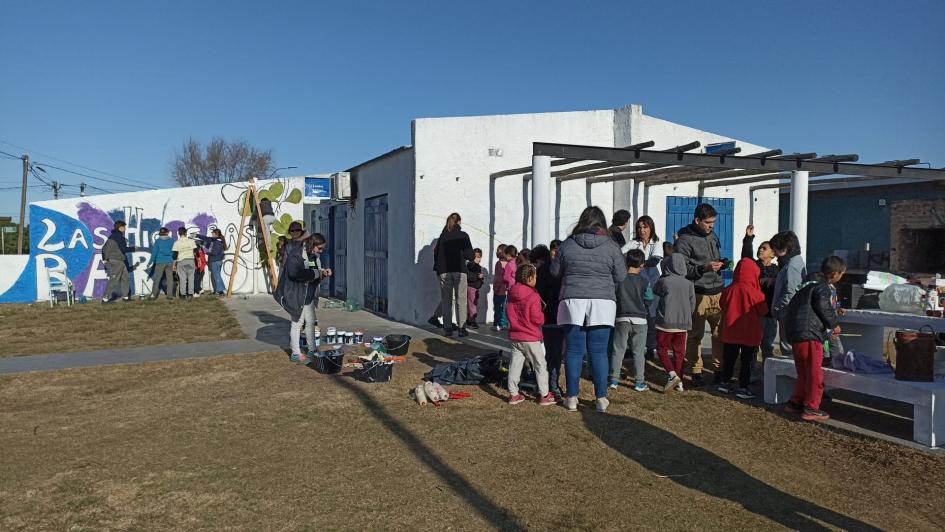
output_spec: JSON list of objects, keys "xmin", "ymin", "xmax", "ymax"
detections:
[
  {"xmin": 313, "ymin": 206, "xmax": 332, "ymax": 298},
  {"xmin": 364, "ymin": 195, "xmax": 388, "ymax": 314},
  {"xmin": 666, "ymin": 196, "xmax": 735, "ymax": 284},
  {"xmin": 332, "ymin": 205, "xmax": 347, "ymax": 298}
]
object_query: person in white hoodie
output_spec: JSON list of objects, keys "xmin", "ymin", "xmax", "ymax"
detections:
[{"xmin": 770, "ymin": 231, "xmax": 807, "ymax": 357}]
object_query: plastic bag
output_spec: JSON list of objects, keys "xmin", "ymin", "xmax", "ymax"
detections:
[{"xmin": 878, "ymin": 284, "xmax": 925, "ymax": 314}]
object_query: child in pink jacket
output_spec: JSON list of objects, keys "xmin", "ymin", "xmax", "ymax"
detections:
[
  {"xmin": 505, "ymin": 263, "xmax": 554, "ymax": 406},
  {"xmin": 502, "ymin": 245, "xmax": 519, "ymax": 290}
]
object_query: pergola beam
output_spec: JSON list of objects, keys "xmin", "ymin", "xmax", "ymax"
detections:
[{"xmin": 532, "ymin": 143, "xmax": 945, "ymax": 181}]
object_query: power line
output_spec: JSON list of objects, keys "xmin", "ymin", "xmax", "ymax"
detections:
[
  {"xmin": 0, "ymin": 149, "xmax": 22, "ymax": 160},
  {"xmin": 0, "ymin": 139, "xmax": 156, "ymax": 188},
  {"xmin": 32, "ymin": 161, "xmax": 154, "ymax": 190},
  {"xmin": 29, "ymin": 167, "xmax": 54, "ymax": 187}
]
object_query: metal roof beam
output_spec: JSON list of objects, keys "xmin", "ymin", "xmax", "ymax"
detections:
[{"xmin": 532, "ymin": 143, "xmax": 945, "ymax": 181}]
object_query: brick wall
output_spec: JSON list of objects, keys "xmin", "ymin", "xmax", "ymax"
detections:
[{"xmin": 890, "ymin": 199, "xmax": 945, "ymax": 272}]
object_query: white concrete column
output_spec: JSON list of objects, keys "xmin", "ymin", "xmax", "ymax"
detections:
[
  {"xmin": 790, "ymin": 170, "xmax": 809, "ymax": 252},
  {"xmin": 531, "ymin": 155, "xmax": 552, "ymax": 246}
]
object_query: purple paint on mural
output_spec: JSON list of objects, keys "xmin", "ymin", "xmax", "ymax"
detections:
[
  {"xmin": 75, "ymin": 202, "xmax": 115, "ymax": 297},
  {"xmin": 190, "ymin": 213, "xmax": 217, "ymax": 236},
  {"xmin": 165, "ymin": 220, "xmax": 185, "ymax": 236}
]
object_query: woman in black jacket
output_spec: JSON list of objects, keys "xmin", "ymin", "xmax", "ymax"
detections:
[
  {"xmin": 274, "ymin": 231, "xmax": 331, "ymax": 364},
  {"xmin": 434, "ymin": 213, "xmax": 474, "ymax": 337}
]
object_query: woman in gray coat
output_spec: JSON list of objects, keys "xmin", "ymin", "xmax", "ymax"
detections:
[
  {"xmin": 770, "ymin": 231, "xmax": 807, "ymax": 357},
  {"xmin": 550, "ymin": 206, "xmax": 627, "ymax": 413}
]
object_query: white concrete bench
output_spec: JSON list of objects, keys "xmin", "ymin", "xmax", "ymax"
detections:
[{"xmin": 764, "ymin": 357, "xmax": 945, "ymax": 448}]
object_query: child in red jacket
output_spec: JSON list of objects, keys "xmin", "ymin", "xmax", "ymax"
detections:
[
  {"xmin": 505, "ymin": 264, "xmax": 554, "ymax": 406},
  {"xmin": 718, "ymin": 258, "xmax": 769, "ymax": 399}
]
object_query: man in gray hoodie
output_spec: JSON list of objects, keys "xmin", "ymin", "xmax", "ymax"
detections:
[{"xmin": 674, "ymin": 203, "xmax": 725, "ymax": 385}]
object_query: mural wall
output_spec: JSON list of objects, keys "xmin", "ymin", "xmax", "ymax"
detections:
[{"xmin": 0, "ymin": 177, "xmax": 305, "ymax": 303}]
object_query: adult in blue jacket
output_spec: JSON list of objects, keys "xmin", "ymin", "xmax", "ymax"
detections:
[
  {"xmin": 148, "ymin": 227, "xmax": 176, "ymax": 300},
  {"xmin": 196, "ymin": 229, "xmax": 228, "ymax": 295}
]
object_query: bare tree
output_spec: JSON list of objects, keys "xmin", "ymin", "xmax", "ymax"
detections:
[{"xmin": 171, "ymin": 137, "xmax": 276, "ymax": 186}]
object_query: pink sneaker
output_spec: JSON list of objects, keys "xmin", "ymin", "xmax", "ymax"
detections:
[
  {"xmin": 538, "ymin": 393, "xmax": 555, "ymax": 406},
  {"xmin": 508, "ymin": 394, "xmax": 526, "ymax": 405}
]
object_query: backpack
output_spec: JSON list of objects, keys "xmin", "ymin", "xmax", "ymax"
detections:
[{"xmin": 424, "ymin": 352, "xmax": 504, "ymax": 385}]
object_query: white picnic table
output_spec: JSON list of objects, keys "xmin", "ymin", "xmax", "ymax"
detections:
[{"xmin": 839, "ymin": 309, "xmax": 945, "ymax": 359}]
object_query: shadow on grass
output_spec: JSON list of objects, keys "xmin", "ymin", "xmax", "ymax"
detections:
[
  {"xmin": 328, "ymin": 376, "xmax": 526, "ymax": 531},
  {"xmin": 580, "ymin": 408, "xmax": 881, "ymax": 531}
]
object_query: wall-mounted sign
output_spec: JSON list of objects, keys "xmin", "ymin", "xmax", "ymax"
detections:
[{"xmin": 305, "ymin": 177, "xmax": 332, "ymax": 200}]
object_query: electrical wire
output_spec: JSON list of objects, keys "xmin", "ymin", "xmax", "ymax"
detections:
[
  {"xmin": 0, "ymin": 139, "xmax": 155, "ymax": 188},
  {"xmin": 31, "ymin": 162, "xmax": 154, "ymax": 190},
  {"xmin": 0, "ymin": 149, "xmax": 22, "ymax": 160},
  {"xmin": 29, "ymin": 167, "xmax": 54, "ymax": 187}
]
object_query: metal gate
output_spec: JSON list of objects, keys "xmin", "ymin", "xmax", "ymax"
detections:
[
  {"xmin": 332, "ymin": 205, "xmax": 347, "ymax": 299},
  {"xmin": 364, "ymin": 195, "xmax": 389, "ymax": 314},
  {"xmin": 313, "ymin": 206, "xmax": 332, "ymax": 298},
  {"xmin": 666, "ymin": 196, "xmax": 735, "ymax": 284}
]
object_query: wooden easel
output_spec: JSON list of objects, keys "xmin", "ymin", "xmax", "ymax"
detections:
[{"xmin": 226, "ymin": 178, "xmax": 279, "ymax": 297}]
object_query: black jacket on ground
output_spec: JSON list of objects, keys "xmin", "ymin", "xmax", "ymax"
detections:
[
  {"xmin": 609, "ymin": 225, "xmax": 627, "ymax": 249},
  {"xmin": 675, "ymin": 223, "xmax": 723, "ymax": 296},
  {"xmin": 741, "ymin": 235, "xmax": 779, "ymax": 317},
  {"xmin": 466, "ymin": 261, "xmax": 484, "ymax": 289},
  {"xmin": 784, "ymin": 282, "xmax": 839, "ymax": 344},
  {"xmin": 434, "ymin": 226, "xmax": 474, "ymax": 275},
  {"xmin": 535, "ymin": 262, "xmax": 562, "ymax": 325}
]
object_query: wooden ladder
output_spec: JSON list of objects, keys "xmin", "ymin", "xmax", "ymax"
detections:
[{"xmin": 226, "ymin": 178, "xmax": 279, "ymax": 296}]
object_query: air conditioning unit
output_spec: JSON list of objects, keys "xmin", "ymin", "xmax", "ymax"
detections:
[{"xmin": 332, "ymin": 172, "xmax": 352, "ymax": 200}]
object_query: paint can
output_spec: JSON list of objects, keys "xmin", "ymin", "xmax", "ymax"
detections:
[
  {"xmin": 354, "ymin": 331, "xmax": 364, "ymax": 344},
  {"xmin": 326, "ymin": 327, "xmax": 337, "ymax": 343},
  {"xmin": 345, "ymin": 332, "xmax": 354, "ymax": 344}
]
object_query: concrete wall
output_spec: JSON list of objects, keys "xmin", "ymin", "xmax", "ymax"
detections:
[
  {"xmin": 0, "ymin": 177, "xmax": 305, "ymax": 303},
  {"xmin": 345, "ymin": 148, "xmax": 416, "ymax": 323},
  {"xmin": 635, "ymin": 114, "xmax": 775, "ymax": 259},
  {"xmin": 334, "ymin": 105, "xmax": 780, "ymax": 327},
  {"xmin": 410, "ymin": 109, "xmax": 618, "ymax": 324}
]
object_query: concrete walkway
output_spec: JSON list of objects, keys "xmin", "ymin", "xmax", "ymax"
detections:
[{"xmin": 0, "ymin": 295, "xmax": 505, "ymax": 376}]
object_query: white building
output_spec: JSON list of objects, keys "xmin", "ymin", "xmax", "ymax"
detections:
[
  {"xmin": 0, "ymin": 104, "xmax": 784, "ymax": 316},
  {"xmin": 307, "ymin": 104, "xmax": 780, "ymax": 326}
]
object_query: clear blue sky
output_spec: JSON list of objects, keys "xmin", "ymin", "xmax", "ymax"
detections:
[{"xmin": 1, "ymin": 0, "xmax": 943, "ymax": 219}]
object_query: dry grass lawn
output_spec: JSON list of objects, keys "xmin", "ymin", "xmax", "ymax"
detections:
[
  {"xmin": 0, "ymin": 297, "xmax": 245, "ymax": 357},
  {"xmin": 1, "ymin": 339, "xmax": 944, "ymax": 531}
]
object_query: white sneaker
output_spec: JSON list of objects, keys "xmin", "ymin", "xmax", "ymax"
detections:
[
  {"xmin": 193, "ymin": 292, "xmax": 201, "ymax": 298},
  {"xmin": 663, "ymin": 375, "xmax": 682, "ymax": 393},
  {"xmin": 676, "ymin": 381, "xmax": 684, "ymax": 392},
  {"xmin": 595, "ymin": 397, "xmax": 609, "ymax": 413},
  {"xmin": 564, "ymin": 396, "xmax": 579, "ymax": 412}
]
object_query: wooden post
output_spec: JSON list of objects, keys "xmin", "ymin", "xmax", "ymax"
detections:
[
  {"xmin": 17, "ymin": 155, "xmax": 28, "ymax": 254},
  {"xmin": 251, "ymin": 183, "xmax": 279, "ymax": 290},
  {"xmin": 225, "ymin": 186, "xmax": 252, "ymax": 297}
]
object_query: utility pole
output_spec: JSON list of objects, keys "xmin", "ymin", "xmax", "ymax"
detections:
[
  {"xmin": 16, "ymin": 154, "xmax": 28, "ymax": 255},
  {"xmin": 52, "ymin": 181, "xmax": 61, "ymax": 199},
  {"xmin": 80, "ymin": 183, "xmax": 86, "ymax": 197}
]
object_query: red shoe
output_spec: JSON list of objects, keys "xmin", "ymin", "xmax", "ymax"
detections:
[
  {"xmin": 801, "ymin": 408, "xmax": 830, "ymax": 421},
  {"xmin": 508, "ymin": 394, "xmax": 526, "ymax": 405},
  {"xmin": 538, "ymin": 393, "xmax": 555, "ymax": 406},
  {"xmin": 784, "ymin": 401, "xmax": 803, "ymax": 414}
]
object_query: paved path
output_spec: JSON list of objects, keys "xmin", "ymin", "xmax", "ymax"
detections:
[{"xmin": 0, "ymin": 295, "xmax": 506, "ymax": 375}]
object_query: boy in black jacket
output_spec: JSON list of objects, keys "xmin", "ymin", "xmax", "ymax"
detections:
[
  {"xmin": 609, "ymin": 249, "xmax": 654, "ymax": 392},
  {"xmin": 783, "ymin": 256, "xmax": 846, "ymax": 421}
]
